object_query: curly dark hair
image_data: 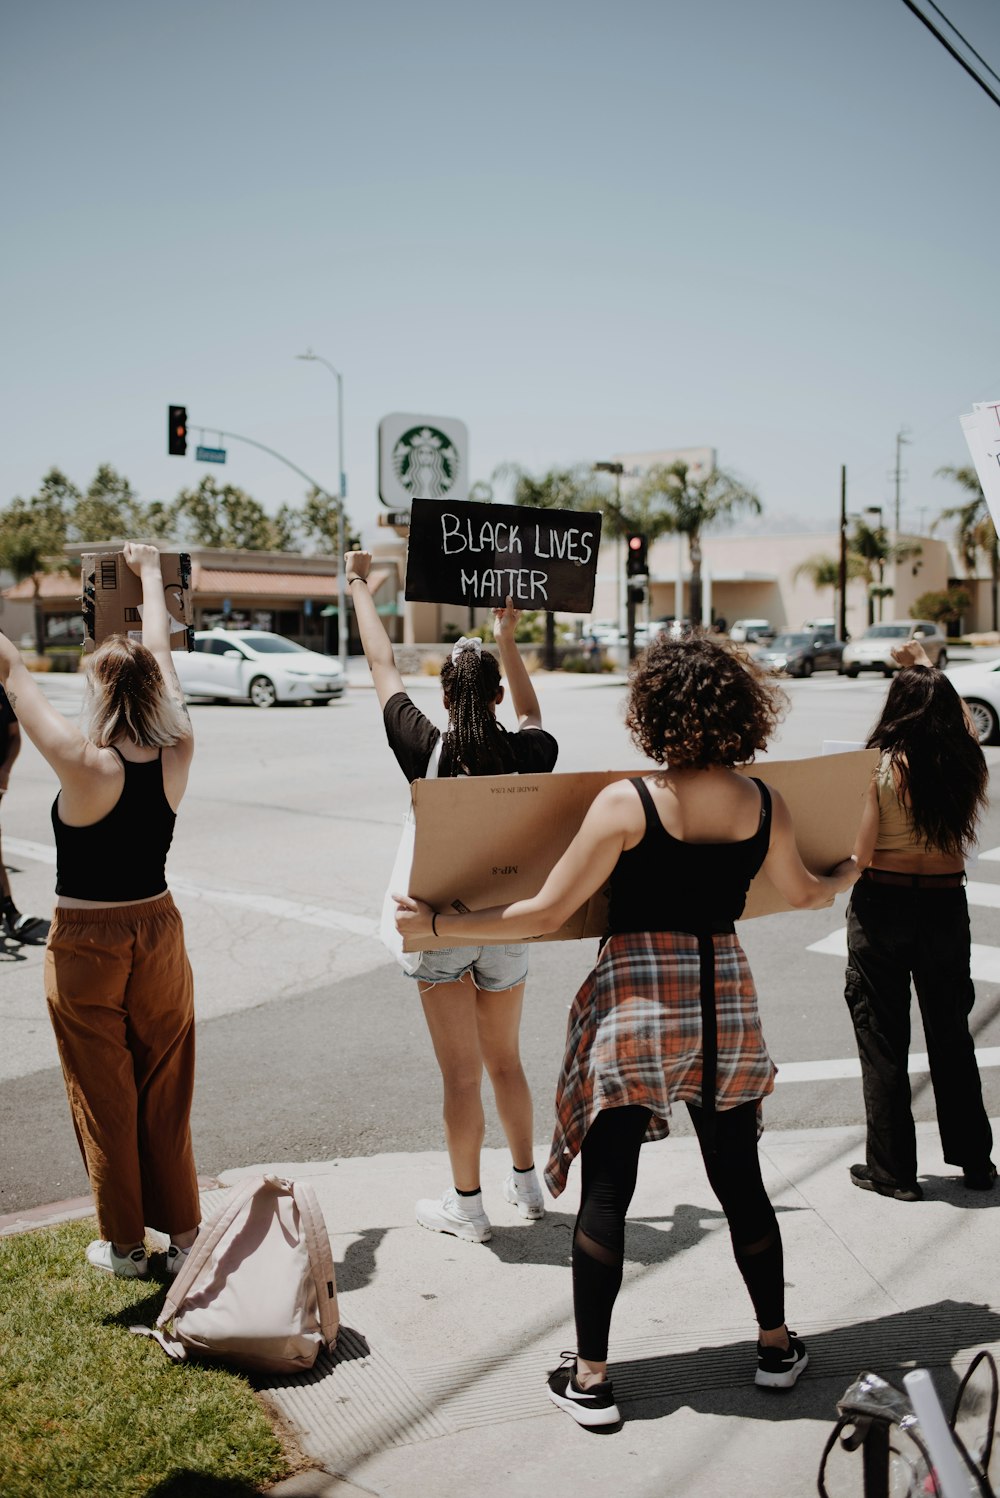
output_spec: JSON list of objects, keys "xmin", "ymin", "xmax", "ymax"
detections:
[
  {"xmin": 867, "ymin": 667, "xmax": 987, "ymax": 857},
  {"xmin": 438, "ymin": 648, "xmax": 516, "ymax": 777},
  {"xmin": 625, "ymin": 631, "xmax": 785, "ymax": 768}
]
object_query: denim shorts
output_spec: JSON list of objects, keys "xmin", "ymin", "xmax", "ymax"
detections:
[{"xmin": 404, "ymin": 943, "xmax": 530, "ymax": 991}]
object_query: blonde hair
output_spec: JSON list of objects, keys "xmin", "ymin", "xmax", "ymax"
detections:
[{"xmin": 81, "ymin": 637, "xmax": 190, "ymax": 749}]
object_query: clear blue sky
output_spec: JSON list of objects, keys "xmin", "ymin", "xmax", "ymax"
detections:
[{"xmin": 2, "ymin": 0, "xmax": 999, "ymax": 540}]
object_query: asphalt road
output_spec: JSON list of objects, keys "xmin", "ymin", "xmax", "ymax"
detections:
[{"xmin": 2, "ymin": 665, "xmax": 998, "ymax": 1214}]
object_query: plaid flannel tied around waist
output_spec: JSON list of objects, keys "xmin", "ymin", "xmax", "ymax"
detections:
[{"xmin": 544, "ymin": 929, "xmax": 777, "ymax": 1198}]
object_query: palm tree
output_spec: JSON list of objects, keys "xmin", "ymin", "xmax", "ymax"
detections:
[
  {"xmin": 494, "ymin": 464, "xmax": 603, "ymax": 667},
  {"xmin": 630, "ymin": 461, "xmax": 762, "ymax": 626},
  {"xmin": 793, "ymin": 552, "xmax": 865, "ymax": 625},
  {"xmin": 936, "ymin": 465, "xmax": 998, "ymax": 632}
]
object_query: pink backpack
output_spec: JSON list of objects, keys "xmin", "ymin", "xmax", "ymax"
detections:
[{"xmin": 134, "ymin": 1175, "xmax": 339, "ymax": 1374}]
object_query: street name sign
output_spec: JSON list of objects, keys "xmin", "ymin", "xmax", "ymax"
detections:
[
  {"xmin": 196, "ymin": 445, "xmax": 227, "ymax": 464},
  {"xmin": 404, "ymin": 498, "xmax": 602, "ymax": 612}
]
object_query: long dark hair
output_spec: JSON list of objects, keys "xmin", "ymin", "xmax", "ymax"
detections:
[
  {"xmin": 867, "ymin": 667, "xmax": 987, "ymax": 857},
  {"xmin": 439, "ymin": 647, "xmax": 516, "ymax": 776}
]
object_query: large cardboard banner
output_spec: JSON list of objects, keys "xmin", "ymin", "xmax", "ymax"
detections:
[
  {"xmin": 960, "ymin": 401, "xmax": 1000, "ymax": 534},
  {"xmin": 403, "ymin": 750, "xmax": 878, "ymax": 950},
  {"xmin": 404, "ymin": 498, "xmax": 602, "ymax": 612}
]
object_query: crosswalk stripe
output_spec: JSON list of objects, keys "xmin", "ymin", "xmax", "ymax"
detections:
[
  {"xmin": 807, "ymin": 927, "xmax": 1000, "ymax": 983},
  {"xmin": 775, "ymin": 1047, "xmax": 1000, "ymax": 1083},
  {"xmin": 2, "ymin": 837, "xmax": 378, "ymax": 938}
]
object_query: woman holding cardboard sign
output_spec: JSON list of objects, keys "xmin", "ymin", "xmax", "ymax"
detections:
[
  {"xmin": 396, "ymin": 631, "xmax": 859, "ymax": 1427},
  {"xmin": 346, "ymin": 549, "xmax": 558, "ymax": 1246},
  {"xmin": 0, "ymin": 542, "xmax": 200, "ymax": 1281}
]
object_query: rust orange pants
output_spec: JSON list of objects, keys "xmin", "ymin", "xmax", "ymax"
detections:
[{"xmin": 44, "ymin": 894, "xmax": 200, "ymax": 1246}]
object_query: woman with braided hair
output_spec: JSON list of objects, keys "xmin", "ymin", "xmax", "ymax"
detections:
[{"xmin": 346, "ymin": 550, "xmax": 558, "ymax": 1243}]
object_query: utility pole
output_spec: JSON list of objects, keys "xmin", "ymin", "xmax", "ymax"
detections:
[
  {"xmin": 894, "ymin": 427, "xmax": 911, "ymax": 536},
  {"xmin": 838, "ymin": 465, "xmax": 848, "ymax": 643}
]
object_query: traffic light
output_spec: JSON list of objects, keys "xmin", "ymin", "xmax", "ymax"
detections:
[
  {"xmin": 168, "ymin": 405, "xmax": 188, "ymax": 456},
  {"xmin": 626, "ymin": 533, "xmax": 648, "ymax": 577}
]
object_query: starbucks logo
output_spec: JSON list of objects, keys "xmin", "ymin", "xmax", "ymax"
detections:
[{"xmin": 391, "ymin": 425, "xmax": 460, "ymax": 499}]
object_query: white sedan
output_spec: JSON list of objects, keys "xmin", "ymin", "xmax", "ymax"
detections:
[
  {"xmin": 946, "ymin": 658, "xmax": 1000, "ymax": 745},
  {"xmin": 174, "ymin": 630, "xmax": 346, "ymax": 708}
]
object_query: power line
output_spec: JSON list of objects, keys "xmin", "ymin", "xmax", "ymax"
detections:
[
  {"xmin": 923, "ymin": 0, "xmax": 1000, "ymax": 90},
  {"xmin": 899, "ymin": 0, "xmax": 1000, "ymax": 111}
]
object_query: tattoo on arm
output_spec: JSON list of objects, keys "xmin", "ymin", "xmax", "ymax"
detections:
[{"xmin": 6, "ymin": 688, "xmax": 17, "ymax": 711}]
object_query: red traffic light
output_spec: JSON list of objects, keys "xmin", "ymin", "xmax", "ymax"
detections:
[
  {"xmin": 626, "ymin": 532, "xmax": 648, "ymax": 576},
  {"xmin": 168, "ymin": 404, "xmax": 188, "ymax": 457},
  {"xmin": 629, "ymin": 536, "xmax": 642, "ymax": 549}
]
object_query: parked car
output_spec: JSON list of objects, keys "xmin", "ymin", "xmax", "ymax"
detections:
[
  {"xmin": 174, "ymin": 630, "xmax": 346, "ymax": 707},
  {"xmin": 756, "ymin": 631, "xmax": 847, "ymax": 678},
  {"xmin": 730, "ymin": 618, "xmax": 775, "ymax": 644},
  {"xmin": 841, "ymin": 621, "xmax": 948, "ymax": 678},
  {"xmin": 944, "ymin": 657, "xmax": 1000, "ymax": 744},
  {"xmin": 801, "ymin": 618, "xmax": 840, "ymax": 641}
]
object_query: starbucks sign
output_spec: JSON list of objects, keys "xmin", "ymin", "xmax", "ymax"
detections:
[{"xmin": 378, "ymin": 412, "xmax": 469, "ymax": 508}]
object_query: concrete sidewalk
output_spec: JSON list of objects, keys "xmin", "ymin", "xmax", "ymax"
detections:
[{"xmin": 216, "ymin": 1119, "xmax": 1000, "ymax": 1498}]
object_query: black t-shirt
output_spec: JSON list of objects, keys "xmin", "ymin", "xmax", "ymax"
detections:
[
  {"xmin": 383, "ymin": 691, "xmax": 558, "ymax": 783},
  {"xmin": 0, "ymin": 686, "xmax": 16, "ymax": 763}
]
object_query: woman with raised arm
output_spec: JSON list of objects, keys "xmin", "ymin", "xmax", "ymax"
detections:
[
  {"xmin": 396, "ymin": 631, "xmax": 860, "ymax": 1427},
  {"xmin": 845, "ymin": 640, "xmax": 994, "ymax": 1202},
  {"xmin": 0, "ymin": 543, "xmax": 200, "ymax": 1280},
  {"xmin": 346, "ymin": 549, "xmax": 558, "ymax": 1244}
]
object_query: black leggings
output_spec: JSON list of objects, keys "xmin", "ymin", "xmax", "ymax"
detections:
[{"xmin": 573, "ymin": 1101, "xmax": 784, "ymax": 1362}]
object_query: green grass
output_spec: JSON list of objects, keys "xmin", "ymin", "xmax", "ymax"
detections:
[{"xmin": 0, "ymin": 1219, "xmax": 290, "ymax": 1497}]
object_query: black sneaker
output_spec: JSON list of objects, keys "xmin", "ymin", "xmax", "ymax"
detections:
[
  {"xmin": 962, "ymin": 1162, "xmax": 997, "ymax": 1191},
  {"xmin": 547, "ymin": 1352, "xmax": 621, "ymax": 1428},
  {"xmin": 849, "ymin": 1162, "xmax": 923, "ymax": 1202},
  {"xmin": 755, "ymin": 1332, "xmax": 809, "ymax": 1389}
]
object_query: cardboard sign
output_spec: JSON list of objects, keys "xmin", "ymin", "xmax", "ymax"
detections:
[
  {"xmin": 960, "ymin": 401, "xmax": 1000, "ymax": 535},
  {"xmin": 82, "ymin": 551, "xmax": 194, "ymax": 653},
  {"xmin": 404, "ymin": 498, "xmax": 603, "ymax": 612},
  {"xmin": 403, "ymin": 750, "xmax": 878, "ymax": 950}
]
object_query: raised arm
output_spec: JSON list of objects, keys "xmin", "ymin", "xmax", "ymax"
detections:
[
  {"xmin": 493, "ymin": 595, "xmax": 542, "ymax": 729},
  {"xmin": 123, "ymin": 542, "xmax": 192, "ymax": 754},
  {"xmin": 0, "ymin": 633, "xmax": 94, "ymax": 782},
  {"xmin": 395, "ymin": 779, "xmax": 641, "ymax": 942},
  {"xmin": 344, "ymin": 549, "xmax": 406, "ymax": 710},
  {"xmin": 761, "ymin": 787, "xmax": 860, "ymax": 909}
]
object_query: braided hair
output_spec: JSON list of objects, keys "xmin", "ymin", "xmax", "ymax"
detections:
[{"xmin": 439, "ymin": 648, "xmax": 516, "ymax": 776}]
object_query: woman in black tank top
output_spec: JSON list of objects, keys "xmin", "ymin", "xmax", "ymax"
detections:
[
  {"xmin": 396, "ymin": 632, "xmax": 860, "ymax": 1427},
  {"xmin": 0, "ymin": 543, "xmax": 200, "ymax": 1283}
]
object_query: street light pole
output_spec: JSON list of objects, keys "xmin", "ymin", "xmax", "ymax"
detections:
[
  {"xmin": 296, "ymin": 349, "xmax": 348, "ymax": 676},
  {"xmin": 593, "ymin": 460, "xmax": 625, "ymax": 649}
]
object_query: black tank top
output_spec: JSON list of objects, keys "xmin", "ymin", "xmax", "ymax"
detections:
[
  {"xmin": 606, "ymin": 775, "xmax": 772, "ymax": 934},
  {"xmin": 52, "ymin": 748, "xmax": 176, "ymax": 901}
]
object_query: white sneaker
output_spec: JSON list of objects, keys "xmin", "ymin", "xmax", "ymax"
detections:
[
  {"xmin": 165, "ymin": 1242, "xmax": 193, "ymax": 1278},
  {"xmin": 415, "ymin": 1187, "xmax": 492, "ymax": 1243},
  {"xmin": 85, "ymin": 1239, "xmax": 149, "ymax": 1279},
  {"xmin": 503, "ymin": 1168, "xmax": 546, "ymax": 1220}
]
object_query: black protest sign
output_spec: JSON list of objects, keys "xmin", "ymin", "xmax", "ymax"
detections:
[{"xmin": 404, "ymin": 499, "xmax": 602, "ymax": 612}]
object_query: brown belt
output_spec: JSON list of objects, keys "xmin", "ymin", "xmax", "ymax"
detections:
[{"xmin": 862, "ymin": 868, "xmax": 966, "ymax": 889}]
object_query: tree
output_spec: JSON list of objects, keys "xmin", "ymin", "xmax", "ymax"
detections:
[
  {"xmin": 850, "ymin": 519, "xmax": 892, "ymax": 625},
  {"xmin": 0, "ymin": 477, "xmax": 71, "ymax": 654},
  {"xmin": 170, "ymin": 477, "xmax": 285, "ymax": 551},
  {"xmin": 630, "ymin": 460, "xmax": 762, "ymax": 626},
  {"xmin": 793, "ymin": 551, "xmax": 865, "ymax": 621},
  {"xmin": 494, "ymin": 464, "xmax": 604, "ymax": 667},
  {"xmin": 912, "ymin": 587, "xmax": 970, "ymax": 626},
  {"xmin": 69, "ymin": 464, "xmax": 146, "ymax": 543},
  {"xmin": 936, "ymin": 464, "xmax": 998, "ymax": 633}
]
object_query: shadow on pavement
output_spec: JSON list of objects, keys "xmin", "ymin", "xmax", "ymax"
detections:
[{"xmin": 618, "ymin": 1299, "xmax": 1000, "ymax": 1424}]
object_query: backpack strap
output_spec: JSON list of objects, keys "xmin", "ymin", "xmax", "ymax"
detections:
[
  {"xmin": 157, "ymin": 1174, "xmax": 269, "ymax": 1327},
  {"xmin": 291, "ymin": 1180, "xmax": 340, "ymax": 1348}
]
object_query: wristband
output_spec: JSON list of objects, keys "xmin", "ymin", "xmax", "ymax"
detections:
[
  {"xmin": 347, "ymin": 575, "xmax": 367, "ymax": 587},
  {"xmin": 432, "ymin": 912, "xmax": 440, "ymax": 937}
]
